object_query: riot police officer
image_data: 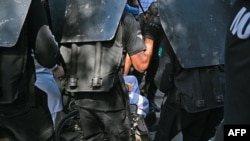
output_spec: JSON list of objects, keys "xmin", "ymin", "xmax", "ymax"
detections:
[
  {"xmin": 154, "ymin": 0, "xmax": 233, "ymax": 141},
  {"xmin": 123, "ymin": 1, "xmax": 165, "ymax": 132},
  {"xmin": 0, "ymin": 0, "xmax": 62, "ymax": 140},
  {"xmin": 48, "ymin": 0, "xmax": 156, "ymax": 140}
]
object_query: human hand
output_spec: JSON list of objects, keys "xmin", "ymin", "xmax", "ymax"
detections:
[{"xmin": 53, "ymin": 65, "xmax": 65, "ymax": 79}]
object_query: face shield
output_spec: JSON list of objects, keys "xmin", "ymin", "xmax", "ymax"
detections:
[
  {"xmin": 0, "ymin": 0, "xmax": 31, "ymax": 47},
  {"xmin": 49, "ymin": 0, "xmax": 126, "ymax": 43},
  {"xmin": 158, "ymin": 0, "xmax": 234, "ymax": 68}
]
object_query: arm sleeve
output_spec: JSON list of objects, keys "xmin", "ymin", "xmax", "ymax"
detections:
[
  {"xmin": 122, "ymin": 12, "xmax": 146, "ymax": 56},
  {"xmin": 27, "ymin": 0, "xmax": 48, "ymax": 48},
  {"xmin": 28, "ymin": 0, "xmax": 60, "ymax": 68}
]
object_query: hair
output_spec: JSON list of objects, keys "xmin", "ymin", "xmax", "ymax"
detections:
[{"xmin": 127, "ymin": 0, "xmax": 139, "ymax": 7}]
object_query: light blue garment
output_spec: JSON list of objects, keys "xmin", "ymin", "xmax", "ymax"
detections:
[
  {"xmin": 123, "ymin": 75, "xmax": 149, "ymax": 117},
  {"xmin": 34, "ymin": 60, "xmax": 63, "ymax": 127}
]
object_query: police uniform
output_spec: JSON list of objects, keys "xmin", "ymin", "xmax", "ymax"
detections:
[
  {"xmin": 0, "ymin": 0, "xmax": 60, "ymax": 140},
  {"xmin": 59, "ymin": 11, "xmax": 146, "ymax": 141},
  {"xmin": 154, "ymin": 1, "xmax": 233, "ymax": 140},
  {"xmin": 224, "ymin": 0, "xmax": 250, "ymax": 125},
  {"xmin": 154, "ymin": 36, "xmax": 224, "ymax": 141}
]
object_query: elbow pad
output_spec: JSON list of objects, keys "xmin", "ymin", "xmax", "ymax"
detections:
[
  {"xmin": 143, "ymin": 17, "xmax": 163, "ymax": 40},
  {"xmin": 35, "ymin": 25, "xmax": 59, "ymax": 68}
]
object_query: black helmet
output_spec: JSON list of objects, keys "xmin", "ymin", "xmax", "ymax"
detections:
[{"xmin": 148, "ymin": 2, "xmax": 158, "ymax": 16}]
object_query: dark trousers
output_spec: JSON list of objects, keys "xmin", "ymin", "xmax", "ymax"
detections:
[
  {"xmin": 154, "ymin": 100, "xmax": 223, "ymax": 141},
  {"xmin": 79, "ymin": 108, "xmax": 132, "ymax": 141},
  {"xmin": 0, "ymin": 87, "xmax": 54, "ymax": 141}
]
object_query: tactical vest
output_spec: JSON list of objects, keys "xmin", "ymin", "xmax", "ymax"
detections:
[
  {"xmin": 60, "ymin": 23, "xmax": 125, "ymax": 92},
  {"xmin": 173, "ymin": 65, "xmax": 225, "ymax": 113}
]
